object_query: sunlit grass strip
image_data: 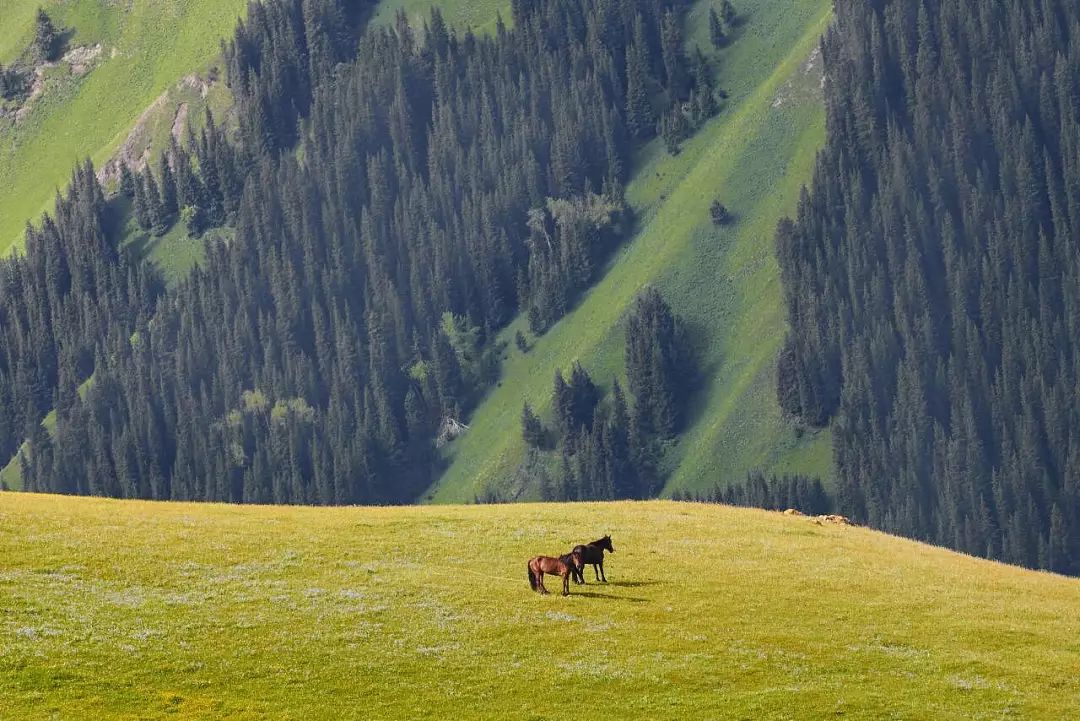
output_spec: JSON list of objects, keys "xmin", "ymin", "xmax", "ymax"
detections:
[{"xmin": 0, "ymin": 494, "xmax": 1077, "ymax": 719}]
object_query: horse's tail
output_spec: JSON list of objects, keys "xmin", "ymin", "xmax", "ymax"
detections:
[{"xmin": 527, "ymin": 561, "xmax": 538, "ymax": 591}]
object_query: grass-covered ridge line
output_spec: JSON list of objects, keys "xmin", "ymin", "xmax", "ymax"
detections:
[
  {"xmin": 431, "ymin": 0, "xmax": 834, "ymax": 503},
  {"xmin": 1, "ymin": 494, "xmax": 1077, "ymax": 719},
  {"xmin": 0, "ymin": 0, "xmax": 249, "ymax": 254}
]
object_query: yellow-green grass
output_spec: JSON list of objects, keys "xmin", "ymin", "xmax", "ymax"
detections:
[
  {"xmin": 0, "ymin": 0, "xmax": 248, "ymax": 254},
  {"xmin": 370, "ymin": 0, "xmax": 511, "ymax": 33},
  {"xmin": 1, "ymin": 494, "xmax": 1077, "ymax": 719},
  {"xmin": 430, "ymin": 0, "xmax": 834, "ymax": 503}
]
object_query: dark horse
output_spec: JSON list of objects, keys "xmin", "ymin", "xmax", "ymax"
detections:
[
  {"xmin": 528, "ymin": 551, "xmax": 583, "ymax": 596},
  {"xmin": 571, "ymin": 535, "xmax": 615, "ymax": 583}
]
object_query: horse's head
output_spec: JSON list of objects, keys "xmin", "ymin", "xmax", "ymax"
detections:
[
  {"xmin": 570, "ymin": 550, "xmax": 585, "ymax": 571},
  {"xmin": 601, "ymin": 535, "xmax": 614, "ymax": 553}
]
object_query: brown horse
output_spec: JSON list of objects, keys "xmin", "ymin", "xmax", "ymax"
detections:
[
  {"xmin": 571, "ymin": 535, "xmax": 615, "ymax": 583},
  {"xmin": 528, "ymin": 551, "xmax": 583, "ymax": 596}
]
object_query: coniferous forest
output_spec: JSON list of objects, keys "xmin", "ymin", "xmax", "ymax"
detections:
[
  {"xmin": 5, "ymin": 0, "xmax": 707, "ymax": 505},
  {"xmin": 777, "ymin": 0, "xmax": 1080, "ymax": 574}
]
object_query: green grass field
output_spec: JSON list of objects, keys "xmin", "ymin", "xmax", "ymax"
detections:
[
  {"xmin": 0, "ymin": 0, "xmax": 248, "ymax": 254},
  {"xmin": 431, "ymin": 0, "xmax": 834, "ymax": 502},
  {"xmin": 1, "ymin": 493, "xmax": 1077, "ymax": 719}
]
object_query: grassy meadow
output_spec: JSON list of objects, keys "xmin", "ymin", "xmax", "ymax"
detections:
[
  {"xmin": 431, "ymin": 0, "xmax": 835, "ymax": 503},
  {"xmin": 1, "ymin": 493, "xmax": 1078, "ymax": 719}
]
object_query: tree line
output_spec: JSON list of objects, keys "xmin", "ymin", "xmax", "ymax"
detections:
[
  {"xmin": 9, "ymin": 0, "xmax": 709, "ymax": 504},
  {"xmin": 776, "ymin": 0, "xmax": 1080, "ymax": 574},
  {"xmin": 672, "ymin": 472, "xmax": 831, "ymax": 516}
]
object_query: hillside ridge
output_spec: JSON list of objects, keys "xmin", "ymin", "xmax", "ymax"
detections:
[{"xmin": 2, "ymin": 493, "xmax": 1077, "ymax": 719}]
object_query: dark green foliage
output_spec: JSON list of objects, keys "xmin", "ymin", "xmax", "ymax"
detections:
[
  {"xmin": 708, "ymin": 8, "xmax": 725, "ymax": 48},
  {"xmin": 158, "ymin": 155, "xmax": 178, "ymax": 221},
  {"xmin": 625, "ymin": 17, "xmax": 654, "ymax": 140},
  {"xmin": 0, "ymin": 161, "xmax": 162, "ymax": 480},
  {"xmin": 678, "ymin": 472, "xmax": 831, "ymax": 516},
  {"xmin": 8, "ymin": 0, "xmax": 696, "ymax": 506},
  {"xmin": 660, "ymin": 105, "xmax": 691, "ymax": 155},
  {"xmin": 525, "ymin": 195, "xmax": 627, "ymax": 334},
  {"xmin": 521, "ymin": 402, "xmax": 545, "ymax": 449},
  {"xmin": 119, "ymin": 164, "xmax": 136, "ymax": 199},
  {"xmin": 659, "ymin": 10, "xmax": 687, "ymax": 100},
  {"xmin": 0, "ymin": 63, "xmax": 28, "ymax": 101},
  {"xmin": 776, "ymin": 0, "xmax": 1080, "ymax": 574},
  {"xmin": 536, "ymin": 289, "xmax": 693, "ymax": 502},
  {"xmin": 143, "ymin": 171, "xmax": 168, "ymax": 237},
  {"xmin": 660, "ymin": 47, "xmax": 719, "ymax": 156},
  {"xmin": 709, "ymin": 199, "xmax": 730, "ymax": 225},
  {"xmin": 552, "ymin": 364, "xmax": 599, "ymax": 438},
  {"xmin": 514, "ymin": 331, "xmax": 528, "ymax": 354},
  {"xmin": 34, "ymin": 8, "xmax": 62, "ymax": 63},
  {"xmin": 626, "ymin": 288, "xmax": 693, "ymax": 439},
  {"xmin": 180, "ymin": 205, "xmax": 207, "ymax": 238},
  {"xmin": 223, "ymin": 0, "xmax": 370, "ymax": 154}
]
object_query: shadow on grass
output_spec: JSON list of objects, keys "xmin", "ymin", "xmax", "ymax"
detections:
[
  {"xmin": 572, "ymin": 591, "xmax": 648, "ymax": 603},
  {"xmin": 606, "ymin": 580, "xmax": 663, "ymax": 588}
]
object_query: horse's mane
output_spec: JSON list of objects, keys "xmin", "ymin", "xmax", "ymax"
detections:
[{"xmin": 589, "ymin": 536, "xmax": 608, "ymax": 547}]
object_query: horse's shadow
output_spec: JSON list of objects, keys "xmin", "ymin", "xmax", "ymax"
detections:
[
  {"xmin": 573, "ymin": 591, "xmax": 648, "ymax": 603},
  {"xmin": 606, "ymin": 580, "xmax": 662, "ymax": 588}
]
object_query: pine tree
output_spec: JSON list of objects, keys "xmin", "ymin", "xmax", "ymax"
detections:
[
  {"xmin": 132, "ymin": 171, "xmax": 151, "ymax": 230},
  {"xmin": 119, "ymin": 164, "xmax": 136, "ymax": 199},
  {"xmin": 143, "ymin": 171, "xmax": 167, "ymax": 237},
  {"xmin": 625, "ymin": 17, "xmax": 653, "ymax": 140},
  {"xmin": 34, "ymin": 8, "xmax": 62, "ymax": 62},
  {"xmin": 159, "ymin": 156, "xmax": 178, "ymax": 221},
  {"xmin": 522, "ymin": 401, "xmax": 545, "ymax": 448},
  {"xmin": 709, "ymin": 8, "xmax": 725, "ymax": 48},
  {"xmin": 660, "ymin": 10, "xmax": 687, "ymax": 99}
]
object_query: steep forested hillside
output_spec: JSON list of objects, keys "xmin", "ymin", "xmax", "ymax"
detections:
[
  {"xmin": 433, "ymin": 0, "xmax": 835, "ymax": 503},
  {"xmin": 8, "ymin": 0, "xmax": 707, "ymax": 504},
  {"xmin": 777, "ymin": 0, "xmax": 1080, "ymax": 574}
]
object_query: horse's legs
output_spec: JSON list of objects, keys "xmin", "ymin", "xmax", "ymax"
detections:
[
  {"xmin": 593, "ymin": 564, "xmax": 601, "ymax": 582},
  {"xmin": 599, "ymin": 560, "xmax": 607, "ymax": 583},
  {"xmin": 562, "ymin": 572, "xmax": 570, "ymax": 596},
  {"xmin": 538, "ymin": 571, "xmax": 548, "ymax": 595}
]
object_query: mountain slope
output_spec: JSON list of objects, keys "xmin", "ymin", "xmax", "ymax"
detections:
[
  {"xmin": 0, "ymin": 0, "xmax": 521, "ymax": 493},
  {"xmin": 430, "ymin": 0, "xmax": 834, "ymax": 503},
  {"xmin": 1, "ymin": 493, "xmax": 1077, "ymax": 719},
  {"xmin": 0, "ymin": 0, "xmax": 251, "ymax": 254}
]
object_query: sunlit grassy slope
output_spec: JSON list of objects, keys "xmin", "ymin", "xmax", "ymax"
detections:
[
  {"xmin": 431, "ymin": 0, "xmax": 834, "ymax": 502},
  {"xmin": 1, "ymin": 493, "xmax": 1077, "ymax": 719},
  {"xmin": 0, "ymin": 0, "xmax": 249, "ymax": 254}
]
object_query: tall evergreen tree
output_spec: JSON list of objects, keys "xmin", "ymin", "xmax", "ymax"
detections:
[{"xmin": 34, "ymin": 8, "xmax": 61, "ymax": 62}]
